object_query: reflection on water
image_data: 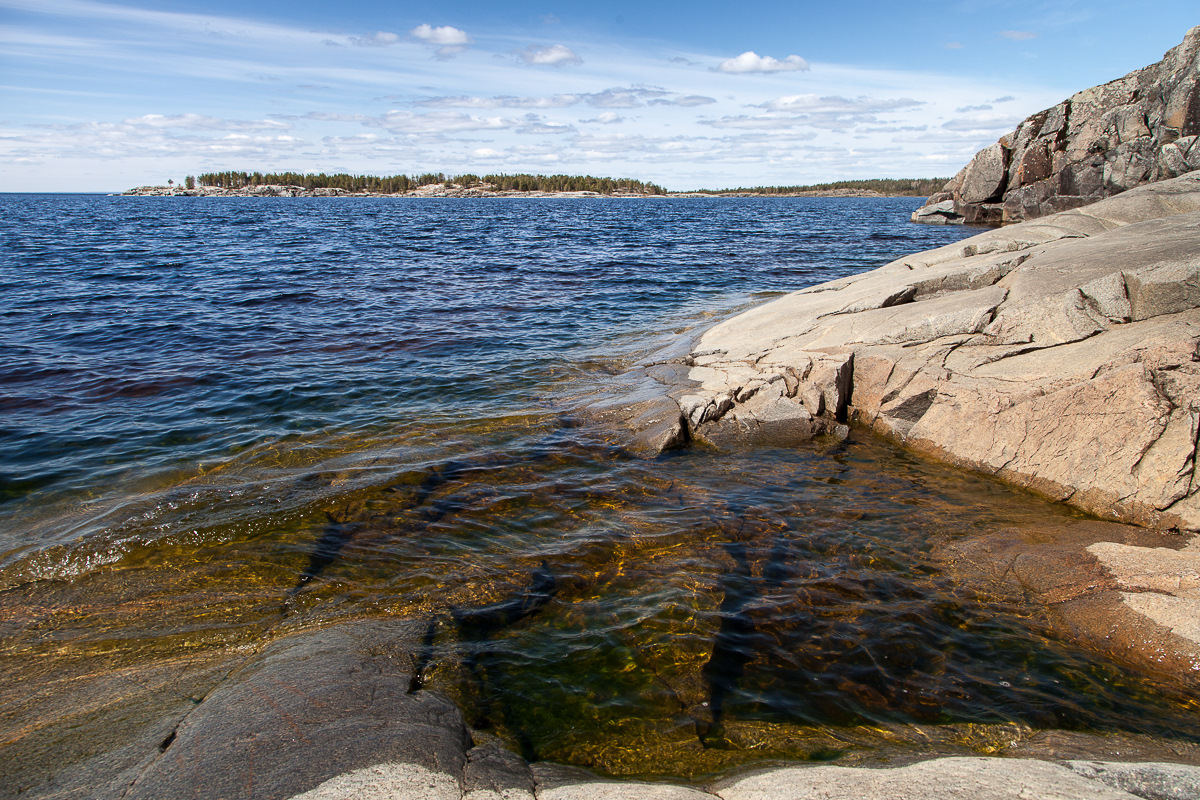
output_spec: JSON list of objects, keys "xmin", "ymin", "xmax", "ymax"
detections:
[{"xmin": 1, "ymin": 195, "xmax": 1197, "ymax": 784}]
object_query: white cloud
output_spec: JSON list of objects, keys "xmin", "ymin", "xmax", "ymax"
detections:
[
  {"xmin": 471, "ymin": 147, "xmax": 504, "ymax": 158},
  {"xmin": 757, "ymin": 94, "xmax": 922, "ymax": 114},
  {"xmin": 410, "ymin": 24, "xmax": 471, "ymax": 46},
  {"xmin": 648, "ymin": 94, "xmax": 716, "ymax": 107},
  {"xmin": 517, "ymin": 44, "xmax": 582, "ymax": 66},
  {"xmin": 410, "ymin": 23, "xmax": 471, "ymax": 57},
  {"xmin": 419, "ymin": 94, "xmax": 580, "ymax": 109},
  {"xmin": 123, "ymin": 113, "xmax": 290, "ymax": 131},
  {"xmin": 2, "ymin": 116, "xmax": 308, "ymax": 162},
  {"xmin": 349, "ymin": 31, "xmax": 400, "ymax": 47},
  {"xmin": 940, "ymin": 112, "xmax": 1024, "ymax": 133},
  {"xmin": 712, "ymin": 95, "xmax": 925, "ymax": 133},
  {"xmin": 418, "ymin": 86, "xmax": 677, "ymax": 109},
  {"xmin": 701, "ymin": 115, "xmax": 826, "ymax": 131},
  {"xmin": 362, "ymin": 110, "xmax": 515, "ymax": 134},
  {"xmin": 945, "ymin": 42, "xmax": 964, "ymax": 50},
  {"xmin": 717, "ymin": 51, "xmax": 809, "ymax": 74},
  {"xmin": 516, "ymin": 113, "xmax": 575, "ymax": 135},
  {"xmin": 1000, "ymin": 30, "xmax": 1038, "ymax": 41},
  {"xmin": 586, "ymin": 87, "xmax": 654, "ymax": 107},
  {"xmin": 580, "ymin": 112, "xmax": 624, "ymax": 124}
]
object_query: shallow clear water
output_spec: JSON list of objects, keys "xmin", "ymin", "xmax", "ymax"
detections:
[{"xmin": 2, "ymin": 194, "xmax": 1197, "ymax": 781}]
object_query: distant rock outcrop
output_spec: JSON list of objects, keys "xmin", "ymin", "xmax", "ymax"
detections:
[{"xmin": 914, "ymin": 26, "xmax": 1200, "ymax": 226}]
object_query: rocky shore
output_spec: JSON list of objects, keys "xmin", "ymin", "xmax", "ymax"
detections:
[
  {"xmin": 615, "ymin": 173, "xmax": 1200, "ymax": 531},
  {"xmin": 23, "ymin": 618, "xmax": 1193, "ymax": 800},
  {"xmin": 51, "ymin": 28, "xmax": 1199, "ymax": 800},
  {"xmin": 94, "ymin": 168, "xmax": 1200, "ymax": 800},
  {"xmin": 588, "ymin": 171, "xmax": 1200, "ymax": 694}
]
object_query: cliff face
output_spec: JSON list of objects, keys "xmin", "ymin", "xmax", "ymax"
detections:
[{"xmin": 914, "ymin": 26, "xmax": 1200, "ymax": 226}]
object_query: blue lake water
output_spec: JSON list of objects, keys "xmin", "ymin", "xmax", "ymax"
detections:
[{"xmin": 2, "ymin": 194, "xmax": 1198, "ymax": 780}]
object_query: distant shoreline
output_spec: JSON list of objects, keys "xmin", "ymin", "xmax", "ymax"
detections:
[{"xmin": 118, "ymin": 183, "xmax": 922, "ymax": 199}]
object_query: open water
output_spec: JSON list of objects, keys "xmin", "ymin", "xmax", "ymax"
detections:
[{"xmin": 2, "ymin": 194, "xmax": 1198, "ymax": 781}]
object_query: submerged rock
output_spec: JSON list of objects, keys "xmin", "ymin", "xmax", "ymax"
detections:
[{"xmin": 913, "ymin": 26, "xmax": 1200, "ymax": 226}]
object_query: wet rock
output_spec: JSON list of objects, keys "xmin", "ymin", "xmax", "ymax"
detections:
[
  {"xmin": 934, "ymin": 519, "xmax": 1200, "ymax": 682},
  {"xmin": 123, "ymin": 620, "xmax": 472, "ymax": 800},
  {"xmin": 913, "ymin": 26, "xmax": 1200, "ymax": 226},
  {"xmin": 1087, "ymin": 539, "xmax": 1200, "ymax": 647},
  {"xmin": 580, "ymin": 377, "xmax": 689, "ymax": 457},
  {"xmin": 0, "ymin": 650, "xmax": 244, "ymax": 800},
  {"xmin": 910, "ymin": 199, "xmax": 964, "ymax": 225}
]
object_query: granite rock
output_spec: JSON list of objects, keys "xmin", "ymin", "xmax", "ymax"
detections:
[
  {"xmin": 123, "ymin": 620, "xmax": 472, "ymax": 800},
  {"xmin": 710, "ymin": 757, "xmax": 1161, "ymax": 800},
  {"xmin": 674, "ymin": 173, "xmax": 1200, "ymax": 533},
  {"xmin": 914, "ymin": 26, "xmax": 1200, "ymax": 226}
]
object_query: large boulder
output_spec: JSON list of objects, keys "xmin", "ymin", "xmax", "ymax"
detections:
[{"xmin": 914, "ymin": 26, "xmax": 1200, "ymax": 226}]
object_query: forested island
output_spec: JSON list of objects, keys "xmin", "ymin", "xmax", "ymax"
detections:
[{"xmin": 122, "ymin": 171, "xmax": 949, "ymax": 198}]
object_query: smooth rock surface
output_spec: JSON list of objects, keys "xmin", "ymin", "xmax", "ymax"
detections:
[
  {"xmin": 913, "ymin": 26, "xmax": 1200, "ymax": 225},
  {"xmin": 124, "ymin": 619, "xmax": 471, "ymax": 800},
  {"xmin": 711, "ymin": 757, "xmax": 1151, "ymax": 800},
  {"xmin": 1067, "ymin": 760, "xmax": 1200, "ymax": 800},
  {"xmin": 286, "ymin": 763, "xmax": 461, "ymax": 800}
]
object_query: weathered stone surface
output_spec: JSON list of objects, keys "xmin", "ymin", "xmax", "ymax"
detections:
[
  {"xmin": 1067, "ymin": 760, "xmax": 1200, "ymax": 800},
  {"xmin": 710, "ymin": 757, "xmax": 1149, "ymax": 800},
  {"xmin": 532, "ymin": 763, "xmax": 717, "ymax": 800},
  {"xmin": 914, "ymin": 26, "xmax": 1200, "ymax": 226},
  {"xmin": 464, "ymin": 744, "xmax": 537, "ymax": 800},
  {"xmin": 0, "ymin": 649, "xmax": 244, "ymax": 800},
  {"xmin": 286, "ymin": 763, "xmax": 461, "ymax": 800},
  {"xmin": 674, "ymin": 173, "xmax": 1200, "ymax": 533},
  {"xmin": 957, "ymin": 143, "xmax": 1008, "ymax": 204},
  {"xmin": 580, "ymin": 375, "xmax": 690, "ymax": 456},
  {"xmin": 124, "ymin": 620, "xmax": 472, "ymax": 800},
  {"xmin": 911, "ymin": 199, "xmax": 963, "ymax": 224},
  {"xmin": 633, "ymin": 173, "xmax": 1200, "ymax": 682}
]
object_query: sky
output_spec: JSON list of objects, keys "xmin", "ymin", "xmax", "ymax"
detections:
[{"xmin": 1, "ymin": 1, "xmax": 1196, "ymax": 192}]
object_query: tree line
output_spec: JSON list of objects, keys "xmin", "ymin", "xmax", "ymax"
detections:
[
  {"xmin": 687, "ymin": 178, "xmax": 949, "ymax": 196},
  {"xmin": 190, "ymin": 172, "xmax": 947, "ymax": 197},
  {"xmin": 193, "ymin": 171, "xmax": 666, "ymax": 195}
]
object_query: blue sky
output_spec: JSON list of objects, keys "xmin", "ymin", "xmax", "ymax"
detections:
[{"xmin": 2, "ymin": 0, "xmax": 1195, "ymax": 191}]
